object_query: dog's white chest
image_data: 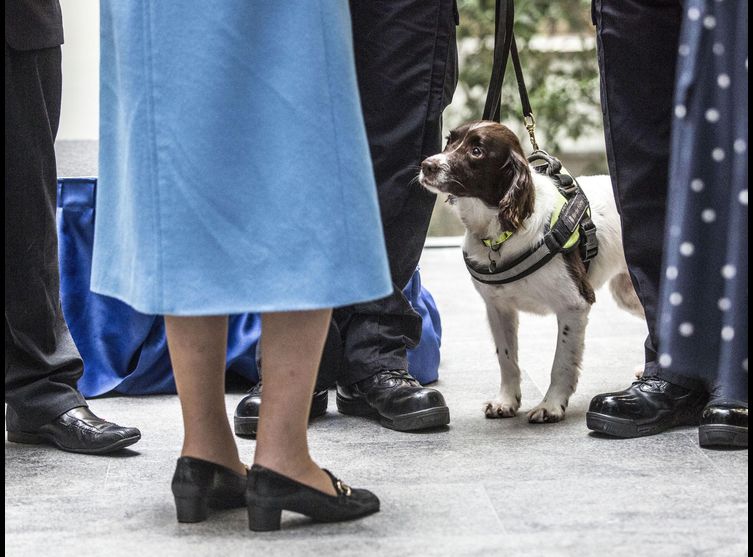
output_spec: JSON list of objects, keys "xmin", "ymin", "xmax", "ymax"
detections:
[{"xmin": 474, "ymin": 279, "xmax": 556, "ymax": 315}]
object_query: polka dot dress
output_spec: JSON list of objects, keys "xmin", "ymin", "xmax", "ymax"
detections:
[{"xmin": 659, "ymin": 0, "xmax": 748, "ymax": 405}]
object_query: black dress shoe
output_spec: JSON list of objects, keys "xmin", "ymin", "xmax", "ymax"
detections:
[
  {"xmin": 234, "ymin": 383, "xmax": 329, "ymax": 437},
  {"xmin": 586, "ymin": 377, "xmax": 707, "ymax": 438},
  {"xmin": 246, "ymin": 464, "xmax": 379, "ymax": 531},
  {"xmin": 171, "ymin": 456, "xmax": 247, "ymax": 523},
  {"xmin": 699, "ymin": 404, "xmax": 748, "ymax": 448},
  {"xmin": 336, "ymin": 369, "xmax": 450, "ymax": 431},
  {"xmin": 6, "ymin": 406, "xmax": 141, "ymax": 454}
]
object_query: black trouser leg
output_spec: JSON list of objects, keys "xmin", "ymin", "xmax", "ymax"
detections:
[
  {"xmin": 335, "ymin": 0, "xmax": 458, "ymax": 385},
  {"xmin": 593, "ymin": 0, "xmax": 687, "ymax": 382},
  {"xmin": 5, "ymin": 43, "xmax": 86, "ymax": 429}
]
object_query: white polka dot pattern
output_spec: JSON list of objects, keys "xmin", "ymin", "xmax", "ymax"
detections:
[
  {"xmin": 659, "ymin": 0, "xmax": 747, "ymax": 401},
  {"xmin": 701, "ymin": 208, "xmax": 716, "ymax": 222},
  {"xmin": 721, "ymin": 265, "xmax": 737, "ymax": 279},
  {"xmin": 679, "ymin": 242, "xmax": 695, "ymax": 256}
]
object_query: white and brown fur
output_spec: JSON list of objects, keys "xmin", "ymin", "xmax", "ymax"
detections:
[{"xmin": 419, "ymin": 121, "xmax": 643, "ymax": 423}]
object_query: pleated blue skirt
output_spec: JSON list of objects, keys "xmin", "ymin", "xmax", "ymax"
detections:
[{"xmin": 91, "ymin": 0, "xmax": 392, "ymax": 315}]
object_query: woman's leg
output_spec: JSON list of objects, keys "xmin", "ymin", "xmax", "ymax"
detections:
[
  {"xmin": 164, "ymin": 315, "xmax": 245, "ymax": 476},
  {"xmin": 254, "ymin": 309, "xmax": 336, "ymax": 496}
]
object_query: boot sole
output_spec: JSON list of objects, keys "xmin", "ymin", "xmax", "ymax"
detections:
[
  {"xmin": 6, "ymin": 429, "xmax": 141, "ymax": 455},
  {"xmin": 336, "ymin": 395, "xmax": 450, "ymax": 432},
  {"xmin": 586, "ymin": 412, "xmax": 683, "ymax": 438},
  {"xmin": 698, "ymin": 424, "xmax": 748, "ymax": 448}
]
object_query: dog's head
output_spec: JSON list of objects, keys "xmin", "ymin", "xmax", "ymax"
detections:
[{"xmin": 419, "ymin": 121, "xmax": 535, "ymax": 230}]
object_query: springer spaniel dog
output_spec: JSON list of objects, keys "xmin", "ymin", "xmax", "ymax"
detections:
[{"xmin": 419, "ymin": 121, "xmax": 644, "ymax": 423}]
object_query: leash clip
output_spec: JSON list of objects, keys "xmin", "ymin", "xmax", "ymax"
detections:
[{"xmin": 523, "ymin": 114, "xmax": 539, "ymax": 151}]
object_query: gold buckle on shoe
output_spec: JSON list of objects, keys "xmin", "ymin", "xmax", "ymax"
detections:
[{"xmin": 336, "ymin": 479, "xmax": 352, "ymax": 496}]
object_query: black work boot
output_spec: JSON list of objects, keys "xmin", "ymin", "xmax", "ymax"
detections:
[
  {"xmin": 234, "ymin": 319, "xmax": 342, "ymax": 438},
  {"xmin": 698, "ymin": 403, "xmax": 748, "ymax": 448},
  {"xmin": 234, "ymin": 383, "xmax": 329, "ymax": 438},
  {"xmin": 336, "ymin": 369, "xmax": 450, "ymax": 432},
  {"xmin": 586, "ymin": 377, "xmax": 707, "ymax": 438}
]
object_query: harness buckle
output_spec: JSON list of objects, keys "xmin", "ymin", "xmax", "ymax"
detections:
[
  {"xmin": 555, "ymin": 175, "xmax": 578, "ymax": 197},
  {"xmin": 579, "ymin": 219, "xmax": 599, "ymax": 262}
]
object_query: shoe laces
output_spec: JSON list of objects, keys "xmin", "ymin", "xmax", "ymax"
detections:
[
  {"xmin": 377, "ymin": 369, "xmax": 420, "ymax": 386},
  {"xmin": 633, "ymin": 377, "xmax": 667, "ymax": 393}
]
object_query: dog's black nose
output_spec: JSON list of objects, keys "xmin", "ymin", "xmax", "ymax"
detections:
[{"xmin": 421, "ymin": 158, "xmax": 439, "ymax": 176}]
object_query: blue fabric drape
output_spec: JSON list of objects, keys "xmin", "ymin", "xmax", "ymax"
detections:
[{"xmin": 57, "ymin": 178, "xmax": 441, "ymax": 396}]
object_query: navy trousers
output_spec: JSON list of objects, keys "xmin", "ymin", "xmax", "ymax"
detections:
[{"xmin": 334, "ymin": 0, "xmax": 458, "ymax": 385}]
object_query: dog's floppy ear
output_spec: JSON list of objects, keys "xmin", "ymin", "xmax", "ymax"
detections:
[{"xmin": 497, "ymin": 149, "xmax": 535, "ymax": 230}]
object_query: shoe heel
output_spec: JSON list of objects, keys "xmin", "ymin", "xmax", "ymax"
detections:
[
  {"xmin": 174, "ymin": 496, "xmax": 209, "ymax": 523},
  {"xmin": 7, "ymin": 431, "xmax": 43, "ymax": 444},
  {"xmin": 248, "ymin": 504, "xmax": 282, "ymax": 532}
]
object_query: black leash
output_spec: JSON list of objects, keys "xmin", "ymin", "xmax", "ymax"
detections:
[{"xmin": 482, "ymin": 0, "xmax": 538, "ymax": 150}]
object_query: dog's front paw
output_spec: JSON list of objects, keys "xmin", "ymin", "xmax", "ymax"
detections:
[
  {"xmin": 483, "ymin": 396, "xmax": 520, "ymax": 419},
  {"xmin": 634, "ymin": 363, "xmax": 645, "ymax": 379},
  {"xmin": 527, "ymin": 401, "xmax": 566, "ymax": 423}
]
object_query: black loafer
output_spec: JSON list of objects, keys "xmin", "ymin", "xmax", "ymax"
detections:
[
  {"xmin": 699, "ymin": 404, "xmax": 748, "ymax": 448},
  {"xmin": 336, "ymin": 369, "xmax": 450, "ymax": 431},
  {"xmin": 586, "ymin": 377, "xmax": 707, "ymax": 438},
  {"xmin": 172, "ymin": 456, "xmax": 247, "ymax": 523},
  {"xmin": 234, "ymin": 383, "xmax": 329, "ymax": 438},
  {"xmin": 6, "ymin": 406, "xmax": 141, "ymax": 455},
  {"xmin": 246, "ymin": 464, "xmax": 379, "ymax": 531}
]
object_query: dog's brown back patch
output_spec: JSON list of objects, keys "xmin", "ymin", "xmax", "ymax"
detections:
[{"xmin": 563, "ymin": 250, "xmax": 595, "ymax": 304}]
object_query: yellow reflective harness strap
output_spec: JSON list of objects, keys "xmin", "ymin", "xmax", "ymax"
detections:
[
  {"xmin": 482, "ymin": 230, "xmax": 513, "ymax": 248},
  {"xmin": 550, "ymin": 191, "xmax": 582, "ymax": 251}
]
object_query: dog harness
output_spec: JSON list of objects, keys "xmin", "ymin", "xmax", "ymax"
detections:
[{"xmin": 463, "ymin": 150, "xmax": 599, "ymax": 285}]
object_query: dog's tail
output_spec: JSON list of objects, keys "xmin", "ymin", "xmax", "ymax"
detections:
[{"xmin": 608, "ymin": 272, "xmax": 645, "ymax": 319}]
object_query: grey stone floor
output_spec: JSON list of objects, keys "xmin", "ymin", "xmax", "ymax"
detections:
[{"xmin": 5, "ymin": 248, "xmax": 748, "ymax": 556}]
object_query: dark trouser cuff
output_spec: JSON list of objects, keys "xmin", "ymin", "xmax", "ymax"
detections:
[
  {"xmin": 338, "ymin": 358, "xmax": 409, "ymax": 387},
  {"xmin": 6, "ymin": 399, "xmax": 87, "ymax": 431},
  {"xmin": 642, "ymin": 363, "xmax": 707, "ymax": 393}
]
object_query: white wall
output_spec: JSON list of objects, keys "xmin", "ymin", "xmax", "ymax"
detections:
[{"xmin": 58, "ymin": 0, "xmax": 99, "ymax": 140}]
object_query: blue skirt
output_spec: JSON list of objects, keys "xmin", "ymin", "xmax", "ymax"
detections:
[{"xmin": 91, "ymin": 1, "xmax": 391, "ymax": 315}]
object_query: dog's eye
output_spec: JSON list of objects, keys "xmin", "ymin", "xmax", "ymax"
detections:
[{"xmin": 471, "ymin": 147, "xmax": 484, "ymax": 158}]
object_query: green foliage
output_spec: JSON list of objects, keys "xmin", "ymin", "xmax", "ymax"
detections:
[{"xmin": 448, "ymin": 0, "xmax": 601, "ymax": 152}]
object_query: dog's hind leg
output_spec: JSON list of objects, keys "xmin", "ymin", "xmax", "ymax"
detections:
[
  {"xmin": 528, "ymin": 309, "xmax": 589, "ymax": 423},
  {"xmin": 483, "ymin": 305, "xmax": 522, "ymax": 418},
  {"xmin": 609, "ymin": 272, "xmax": 644, "ymax": 319}
]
